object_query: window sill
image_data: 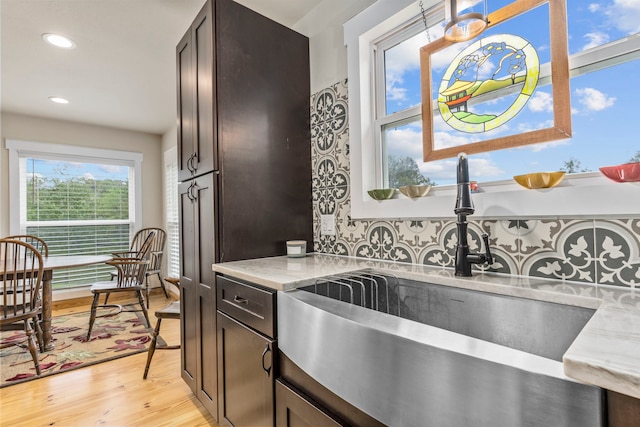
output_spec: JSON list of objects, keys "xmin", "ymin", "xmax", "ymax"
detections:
[{"xmin": 351, "ymin": 172, "xmax": 640, "ymax": 220}]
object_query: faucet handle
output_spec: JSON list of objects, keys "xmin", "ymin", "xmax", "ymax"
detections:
[{"xmin": 481, "ymin": 233, "xmax": 493, "ymax": 266}]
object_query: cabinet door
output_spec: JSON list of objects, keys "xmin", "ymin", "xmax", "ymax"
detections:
[
  {"xmin": 179, "ymin": 172, "xmax": 218, "ymax": 413},
  {"xmin": 178, "ymin": 179, "xmax": 197, "ymax": 391},
  {"xmin": 276, "ymin": 380, "xmax": 344, "ymax": 427},
  {"xmin": 176, "ymin": 28, "xmax": 195, "ymax": 182},
  {"xmin": 217, "ymin": 311, "xmax": 275, "ymax": 427},
  {"xmin": 197, "ymin": 280, "xmax": 217, "ymax": 416},
  {"xmin": 176, "ymin": 1, "xmax": 215, "ymax": 181},
  {"xmin": 191, "ymin": 1, "xmax": 216, "ymax": 176}
]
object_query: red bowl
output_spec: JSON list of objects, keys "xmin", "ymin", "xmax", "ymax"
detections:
[{"xmin": 599, "ymin": 162, "xmax": 640, "ymax": 183}]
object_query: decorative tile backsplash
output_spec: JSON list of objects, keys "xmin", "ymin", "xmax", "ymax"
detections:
[{"xmin": 311, "ymin": 79, "xmax": 640, "ymax": 288}]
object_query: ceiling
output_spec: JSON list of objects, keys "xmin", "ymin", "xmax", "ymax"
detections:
[{"xmin": 0, "ymin": 0, "xmax": 324, "ymax": 135}]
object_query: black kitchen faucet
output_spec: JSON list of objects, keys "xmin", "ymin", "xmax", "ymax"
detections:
[{"xmin": 454, "ymin": 152, "xmax": 493, "ymax": 276}]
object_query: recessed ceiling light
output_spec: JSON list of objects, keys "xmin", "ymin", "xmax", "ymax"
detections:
[
  {"xmin": 42, "ymin": 33, "xmax": 76, "ymax": 49},
  {"xmin": 49, "ymin": 96, "xmax": 69, "ymax": 104}
]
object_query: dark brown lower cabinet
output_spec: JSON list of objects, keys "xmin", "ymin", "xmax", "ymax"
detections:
[
  {"xmin": 279, "ymin": 354, "xmax": 386, "ymax": 427},
  {"xmin": 276, "ymin": 380, "xmax": 344, "ymax": 427},
  {"xmin": 217, "ymin": 311, "xmax": 275, "ymax": 427},
  {"xmin": 608, "ymin": 390, "xmax": 640, "ymax": 427}
]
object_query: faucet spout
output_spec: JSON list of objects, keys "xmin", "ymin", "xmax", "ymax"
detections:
[
  {"xmin": 453, "ymin": 153, "xmax": 492, "ymax": 276},
  {"xmin": 455, "ymin": 153, "xmax": 474, "ymax": 216}
]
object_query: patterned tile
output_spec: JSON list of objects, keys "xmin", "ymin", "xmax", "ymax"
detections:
[
  {"xmin": 520, "ymin": 220, "xmax": 596, "ymax": 283},
  {"xmin": 469, "ymin": 219, "xmax": 515, "ymax": 275},
  {"xmin": 418, "ymin": 220, "xmax": 457, "ymax": 268},
  {"xmin": 335, "ymin": 201, "xmax": 368, "ymax": 253},
  {"xmin": 594, "ymin": 219, "xmax": 640, "ymax": 287},
  {"xmin": 310, "ymin": 80, "xmax": 640, "ymax": 288}
]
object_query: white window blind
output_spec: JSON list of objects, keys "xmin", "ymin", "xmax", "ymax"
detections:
[
  {"xmin": 7, "ymin": 140, "xmax": 143, "ymax": 290},
  {"xmin": 164, "ymin": 147, "xmax": 179, "ymax": 278}
]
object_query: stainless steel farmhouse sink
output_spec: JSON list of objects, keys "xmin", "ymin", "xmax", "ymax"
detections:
[{"xmin": 277, "ymin": 271, "xmax": 604, "ymax": 427}]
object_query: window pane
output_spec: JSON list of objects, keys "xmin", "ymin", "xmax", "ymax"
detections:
[
  {"xmin": 26, "ymin": 159, "xmax": 129, "ymax": 221},
  {"xmin": 164, "ymin": 153, "xmax": 180, "ymax": 278},
  {"xmin": 27, "ymin": 224, "xmax": 129, "ymax": 290},
  {"xmin": 385, "ymin": 30, "xmax": 433, "ymax": 115},
  {"xmin": 384, "ymin": 119, "xmax": 441, "ymax": 187},
  {"xmin": 23, "ymin": 157, "xmax": 132, "ymax": 289},
  {"xmin": 379, "ymin": 1, "xmax": 640, "ymax": 187}
]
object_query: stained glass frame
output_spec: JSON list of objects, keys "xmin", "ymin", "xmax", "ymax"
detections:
[{"xmin": 420, "ymin": 0, "xmax": 571, "ymax": 161}]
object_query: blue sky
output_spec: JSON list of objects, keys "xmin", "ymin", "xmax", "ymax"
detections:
[
  {"xmin": 27, "ymin": 158, "xmax": 128, "ymax": 182},
  {"xmin": 384, "ymin": 0, "xmax": 640, "ymax": 185}
]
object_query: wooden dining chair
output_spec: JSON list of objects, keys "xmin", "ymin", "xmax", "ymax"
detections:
[
  {"xmin": 86, "ymin": 258, "xmax": 152, "ymax": 341},
  {"xmin": 143, "ymin": 277, "xmax": 181, "ymax": 379},
  {"xmin": 3, "ymin": 235, "xmax": 48, "ymax": 340},
  {"xmin": 4, "ymin": 235, "xmax": 49, "ymax": 257},
  {"xmin": 104, "ymin": 229, "xmax": 157, "ymax": 304},
  {"xmin": 0, "ymin": 238, "xmax": 44, "ymax": 375},
  {"xmin": 111, "ymin": 228, "xmax": 167, "ymax": 307}
]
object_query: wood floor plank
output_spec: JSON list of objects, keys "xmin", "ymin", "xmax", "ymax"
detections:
[{"xmin": 0, "ymin": 290, "xmax": 217, "ymax": 427}]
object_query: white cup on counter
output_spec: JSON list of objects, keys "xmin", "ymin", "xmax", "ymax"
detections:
[{"xmin": 286, "ymin": 240, "xmax": 307, "ymax": 258}]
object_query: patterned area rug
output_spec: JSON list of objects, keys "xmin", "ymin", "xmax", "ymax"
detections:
[{"xmin": 0, "ymin": 309, "xmax": 154, "ymax": 387}]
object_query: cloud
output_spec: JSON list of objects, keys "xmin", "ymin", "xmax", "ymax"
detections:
[
  {"xmin": 588, "ymin": 3, "xmax": 601, "ymax": 12},
  {"xmin": 419, "ymin": 155, "xmax": 503, "ymax": 181},
  {"xmin": 82, "ymin": 172, "xmax": 95, "ymax": 180},
  {"xmin": 433, "ymin": 131, "xmax": 477, "ymax": 150},
  {"xmin": 385, "ymin": 32, "xmax": 430, "ymax": 76},
  {"xmin": 607, "ymin": 0, "xmax": 640, "ymax": 34},
  {"xmin": 419, "ymin": 158, "xmax": 458, "ymax": 180},
  {"xmin": 517, "ymin": 119, "xmax": 555, "ymax": 133},
  {"xmin": 99, "ymin": 164, "xmax": 126, "ymax": 174},
  {"xmin": 575, "ymin": 87, "xmax": 616, "ymax": 111},
  {"xmin": 386, "ymin": 83, "xmax": 408, "ymax": 102},
  {"xmin": 385, "ymin": 126, "xmax": 423, "ymax": 159},
  {"xmin": 525, "ymin": 139, "xmax": 571, "ymax": 152},
  {"xmin": 430, "ymin": 42, "xmax": 470, "ymax": 72},
  {"xmin": 586, "ymin": 0, "xmax": 640, "ymax": 46},
  {"xmin": 468, "ymin": 157, "xmax": 504, "ymax": 177},
  {"xmin": 528, "ymin": 91, "xmax": 554, "ymax": 113},
  {"xmin": 582, "ymin": 32, "xmax": 610, "ymax": 50}
]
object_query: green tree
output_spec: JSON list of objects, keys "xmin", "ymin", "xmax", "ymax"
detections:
[
  {"xmin": 560, "ymin": 158, "xmax": 591, "ymax": 173},
  {"xmin": 630, "ymin": 151, "xmax": 640, "ymax": 162},
  {"xmin": 387, "ymin": 155, "xmax": 436, "ymax": 188},
  {"xmin": 27, "ymin": 174, "xmax": 128, "ymax": 221}
]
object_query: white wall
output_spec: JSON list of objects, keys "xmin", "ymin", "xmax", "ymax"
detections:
[
  {"xmin": 0, "ymin": 112, "xmax": 164, "ymax": 236},
  {"xmin": 0, "ymin": 1, "xmax": 379, "ymax": 235},
  {"xmin": 293, "ymin": 0, "xmax": 376, "ymax": 93}
]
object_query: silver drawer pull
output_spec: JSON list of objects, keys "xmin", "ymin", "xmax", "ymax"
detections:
[{"xmin": 233, "ymin": 295, "xmax": 249, "ymax": 304}]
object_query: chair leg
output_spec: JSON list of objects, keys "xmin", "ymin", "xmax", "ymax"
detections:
[
  {"xmin": 137, "ymin": 290, "xmax": 151, "ymax": 328},
  {"xmin": 86, "ymin": 293, "xmax": 100, "ymax": 341},
  {"xmin": 143, "ymin": 318, "xmax": 162, "ymax": 379},
  {"xmin": 34, "ymin": 317, "xmax": 45, "ymax": 353},
  {"xmin": 24, "ymin": 319, "xmax": 41, "ymax": 376},
  {"xmin": 158, "ymin": 273, "xmax": 170, "ymax": 299},
  {"xmin": 145, "ymin": 274, "xmax": 150, "ymax": 309},
  {"xmin": 103, "ymin": 292, "xmax": 111, "ymax": 305}
]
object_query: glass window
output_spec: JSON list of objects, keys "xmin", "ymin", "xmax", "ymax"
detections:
[
  {"xmin": 7, "ymin": 140, "xmax": 142, "ymax": 290},
  {"xmin": 344, "ymin": 0, "xmax": 640, "ymax": 219},
  {"xmin": 375, "ymin": 0, "xmax": 640, "ymax": 186},
  {"xmin": 164, "ymin": 147, "xmax": 179, "ymax": 278}
]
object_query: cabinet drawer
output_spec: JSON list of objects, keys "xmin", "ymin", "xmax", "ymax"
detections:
[{"xmin": 216, "ymin": 275, "xmax": 276, "ymax": 338}]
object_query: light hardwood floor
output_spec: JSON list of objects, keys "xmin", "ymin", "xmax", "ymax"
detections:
[{"xmin": 0, "ymin": 290, "xmax": 218, "ymax": 427}]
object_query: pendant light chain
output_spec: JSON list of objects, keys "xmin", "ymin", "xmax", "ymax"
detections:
[{"xmin": 419, "ymin": 1, "xmax": 432, "ymax": 43}]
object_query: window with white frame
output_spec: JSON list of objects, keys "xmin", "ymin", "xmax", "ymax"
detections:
[
  {"xmin": 164, "ymin": 147, "xmax": 179, "ymax": 278},
  {"xmin": 6, "ymin": 140, "xmax": 142, "ymax": 290},
  {"xmin": 345, "ymin": 0, "xmax": 640, "ymax": 219}
]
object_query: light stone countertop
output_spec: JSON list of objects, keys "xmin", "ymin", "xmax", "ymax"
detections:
[{"xmin": 212, "ymin": 253, "xmax": 640, "ymax": 400}]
